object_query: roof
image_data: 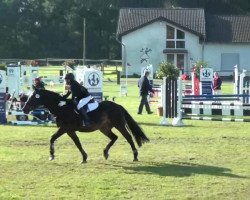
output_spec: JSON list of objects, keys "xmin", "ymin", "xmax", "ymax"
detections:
[
  {"xmin": 117, "ymin": 8, "xmax": 250, "ymax": 43},
  {"xmin": 117, "ymin": 8, "xmax": 206, "ymax": 38},
  {"xmin": 205, "ymin": 14, "xmax": 250, "ymax": 43}
]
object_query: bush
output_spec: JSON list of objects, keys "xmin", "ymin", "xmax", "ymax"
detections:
[
  {"xmin": 0, "ymin": 63, "xmax": 6, "ymax": 71},
  {"xmin": 156, "ymin": 61, "xmax": 179, "ymax": 79},
  {"xmin": 192, "ymin": 60, "xmax": 208, "ymax": 78}
]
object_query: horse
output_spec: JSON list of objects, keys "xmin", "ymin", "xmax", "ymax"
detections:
[{"xmin": 22, "ymin": 88, "xmax": 149, "ymax": 163}]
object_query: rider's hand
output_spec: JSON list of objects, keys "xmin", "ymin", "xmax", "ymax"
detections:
[{"xmin": 58, "ymin": 101, "xmax": 66, "ymax": 107}]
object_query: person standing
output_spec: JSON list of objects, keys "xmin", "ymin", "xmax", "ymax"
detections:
[
  {"xmin": 63, "ymin": 73, "xmax": 92, "ymax": 126},
  {"xmin": 137, "ymin": 70, "xmax": 154, "ymax": 114},
  {"xmin": 212, "ymin": 72, "xmax": 222, "ymax": 95}
]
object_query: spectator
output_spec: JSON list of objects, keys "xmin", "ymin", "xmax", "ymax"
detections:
[
  {"xmin": 137, "ymin": 70, "xmax": 154, "ymax": 115},
  {"xmin": 212, "ymin": 72, "xmax": 222, "ymax": 95}
]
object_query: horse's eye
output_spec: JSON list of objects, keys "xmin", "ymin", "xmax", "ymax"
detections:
[{"xmin": 35, "ymin": 94, "xmax": 40, "ymax": 98}]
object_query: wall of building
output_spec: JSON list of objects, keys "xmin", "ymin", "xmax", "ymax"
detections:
[
  {"xmin": 183, "ymin": 31, "xmax": 203, "ymax": 73},
  {"xmin": 122, "ymin": 21, "xmax": 166, "ymax": 76},
  {"xmin": 204, "ymin": 43, "xmax": 250, "ymax": 76},
  {"xmin": 121, "ymin": 21, "xmax": 203, "ymax": 76}
]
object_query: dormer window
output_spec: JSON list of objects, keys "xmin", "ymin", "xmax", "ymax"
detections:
[{"xmin": 166, "ymin": 25, "xmax": 185, "ymax": 48}]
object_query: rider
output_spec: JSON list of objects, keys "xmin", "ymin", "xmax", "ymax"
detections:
[
  {"xmin": 34, "ymin": 77, "xmax": 45, "ymax": 89},
  {"xmin": 63, "ymin": 73, "xmax": 92, "ymax": 126}
]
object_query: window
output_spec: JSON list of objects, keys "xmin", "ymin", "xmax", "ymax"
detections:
[
  {"xmin": 221, "ymin": 53, "xmax": 239, "ymax": 71},
  {"xmin": 166, "ymin": 41, "xmax": 175, "ymax": 48},
  {"xmin": 167, "ymin": 26, "xmax": 174, "ymax": 39},
  {"xmin": 177, "ymin": 54, "xmax": 184, "ymax": 70},
  {"xmin": 177, "ymin": 29, "xmax": 185, "ymax": 39},
  {"xmin": 167, "ymin": 54, "xmax": 174, "ymax": 64},
  {"xmin": 166, "ymin": 25, "xmax": 185, "ymax": 49},
  {"xmin": 166, "ymin": 53, "xmax": 186, "ymax": 73}
]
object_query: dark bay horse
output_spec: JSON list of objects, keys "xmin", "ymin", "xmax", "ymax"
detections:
[{"xmin": 22, "ymin": 88, "xmax": 149, "ymax": 163}]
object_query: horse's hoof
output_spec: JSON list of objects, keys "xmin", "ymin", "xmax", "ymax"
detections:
[
  {"xmin": 104, "ymin": 153, "xmax": 109, "ymax": 160},
  {"xmin": 49, "ymin": 156, "xmax": 55, "ymax": 161},
  {"xmin": 103, "ymin": 150, "xmax": 109, "ymax": 160},
  {"xmin": 133, "ymin": 158, "xmax": 139, "ymax": 162},
  {"xmin": 81, "ymin": 160, "xmax": 87, "ymax": 164}
]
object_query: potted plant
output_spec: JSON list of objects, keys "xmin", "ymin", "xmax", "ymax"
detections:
[
  {"xmin": 156, "ymin": 61, "xmax": 180, "ymax": 116},
  {"xmin": 192, "ymin": 60, "xmax": 208, "ymax": 79},
  {"xmin": 156, "ymin": 61, "xmax": 179, "ymax": 79}
]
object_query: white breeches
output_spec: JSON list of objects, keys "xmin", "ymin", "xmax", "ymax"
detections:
[{"xmin": 77, "ymin": 95, "xmax": 92, "ymax": 110}]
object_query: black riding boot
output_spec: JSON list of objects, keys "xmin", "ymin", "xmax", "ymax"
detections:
[{"xmin": 79, "ymin": 107, "xmax": 91, "ymax": 126}]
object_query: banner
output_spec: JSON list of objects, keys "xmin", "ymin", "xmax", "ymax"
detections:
[
  {"xmin": 0, "ymin": 70, "xmax": 6, "ymax": 124},
  {"xmin": 7, "ymin": 66, "xmax": 20, "ymax": 97},
  {"xmin": 75, "ymin": 67, "xmax": 103, "ymax": 102},
  {"xmin": 200, "ymin": 68, "xmax": 213, "ymax": 95}
]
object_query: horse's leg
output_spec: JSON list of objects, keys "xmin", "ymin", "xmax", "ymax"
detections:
[
  {"xmin": 100, "ymin": 128, "xmax": 118, "ymax": 160},
  {"xmin": 49, "ymin": 127, "xmax": 65, "ymax": 161},
  {"xmin": 67, "ymin": 131, "xmax": 88, "ymax": 164},
  {"xmin": 115, "ymin": 125, "xmax": 138, "ymax": 162}
]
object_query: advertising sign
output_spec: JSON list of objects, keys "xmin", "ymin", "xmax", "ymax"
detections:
[
  {"xmin": 7, "ymin": 66, "xmax": 21, "ymax": 97},
  {"xmin": 120, "ymin": 85, "xmax": 127, "ymax": 96},
  {"xmin": 0, "ymin": 70, "xmax": 6, "ymax": 124},
  {"xmin": 201, "ymin": 81, "xmax": 213, "ymax": 96},
  {"xmin": 200, "ymin": 68, "xmax": 213, "ymax": 82},
  {"xmin": 82, "ymin": 69, "xmax": 103, "ymax": 102},
  {"xmin": 0, "ymin": 70, "xmax": 6, "ymax": 93},
  {"xmin": 200, "ymin": 68, "xmax": 213, "ymax": 95}
]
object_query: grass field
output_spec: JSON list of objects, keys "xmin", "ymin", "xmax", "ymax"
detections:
[{"xmin": 1, "ymin": 73, "xmax": 250, "ymax": 199}]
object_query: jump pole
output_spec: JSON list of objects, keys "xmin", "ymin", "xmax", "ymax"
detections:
[{"xmin": 172, "ymin": 74, "xmax": 185, "ymax": 126}]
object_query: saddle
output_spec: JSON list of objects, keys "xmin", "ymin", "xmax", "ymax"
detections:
[{"xmin": 86, "ymin": 98, "xmax": 99, "ymax": 113}]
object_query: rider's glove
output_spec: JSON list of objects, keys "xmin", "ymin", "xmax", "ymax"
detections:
[{"xmin": 58, "ymin": 101, "xmax": 66, "ymax": 107}]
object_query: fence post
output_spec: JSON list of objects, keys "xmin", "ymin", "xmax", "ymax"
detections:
[
  {"xmin": 172, "ymin": 73, "xmax": 185, "ymax": 126},
  {"xmin": 160, "ymin": 76, "xmax": 179, "ymax": 125},
  {"xmin": 160, "ymin": 77, "xmax": 169, "ymax": 125},
  {"xmin": 117, "ymin": 71, "xmax": 120, "ymax": 85}
]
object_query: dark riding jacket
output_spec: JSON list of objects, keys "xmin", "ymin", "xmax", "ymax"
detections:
[
  {"xmin": 138, "ymin": 75, "xmax": 153, "ymax": 95},
  {"xmin": 63, "ymin": 79, "xmax": 90, "ymax": 101}
]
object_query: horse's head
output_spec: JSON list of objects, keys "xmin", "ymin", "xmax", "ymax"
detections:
[{"xmin": 22, "ymin": 88, "xmax": 47, "ymax": 114}]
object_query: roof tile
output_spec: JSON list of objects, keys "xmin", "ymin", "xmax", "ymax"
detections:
[
  {"xmin": 117, "ymin": 8, "xmax": 206, "ymax": 37},
  {"xmin": 206, "ymin": 14, "xmax": 250, "ymax": 42}
]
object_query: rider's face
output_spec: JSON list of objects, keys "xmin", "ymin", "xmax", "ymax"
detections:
[{"xmin": 65, "ymin": 79, "xmax": 71, "ymax": 85}]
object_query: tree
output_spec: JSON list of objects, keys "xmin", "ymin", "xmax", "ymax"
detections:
[{"xmin": 0, "ymin": 0, "xmax": 249, "ymax": 60}]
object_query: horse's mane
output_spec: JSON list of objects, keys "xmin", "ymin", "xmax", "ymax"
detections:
[
  {"xmin": 38, "ymin": 89, "xmax": 75, "ymax": 117},
  {"xmin": 41, "ymin": 89, "xmax": 65, "ymax": 101},
  {"xmin": 39, "ymin": 89, "xmax": 74, "ymax": 107},
  {"xmin": 40, "ymin": 89, "xmax": 61, "ymax": 98}
]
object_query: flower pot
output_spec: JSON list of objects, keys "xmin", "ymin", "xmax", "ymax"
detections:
[{"xmin": 157, "ymin": 106, "xmax": 163, "ymax": 116}]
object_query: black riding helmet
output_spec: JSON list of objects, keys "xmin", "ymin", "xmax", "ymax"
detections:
[{"xmin": 65, "ymin": 73, "xmax": 75, "ymax": 81}]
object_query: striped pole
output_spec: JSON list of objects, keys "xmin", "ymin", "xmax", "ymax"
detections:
[
  {"xmin": 182, "ymin": 116, "xmax": 250, "ymax": 122},
  {"xmin": 172, "ymin": 73, "xmax": 184, "ymax": 126}
]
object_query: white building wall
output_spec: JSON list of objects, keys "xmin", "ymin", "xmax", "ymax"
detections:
[
  {"xmin": 121, "ymin": 21, "xmax": 203, "ymax": 76},
  {"xmin": 122, "ymin": 21, "xmax": 166, "ymax": 76},
  {"xmin": 184, "ymin": 32, "xmax": 203, "ymax": 73},
  {"xmin": 204, "ymin": 43, "xmax": 250, "ymax": 76}
]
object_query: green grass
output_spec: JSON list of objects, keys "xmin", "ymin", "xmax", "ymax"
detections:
[{"xmin": 1, "ymin": 78, "xmax": 250, "ymax": 200}]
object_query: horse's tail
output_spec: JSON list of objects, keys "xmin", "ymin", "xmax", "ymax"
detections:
[{"xmin": 123, "ymin": 108, "xmax": 150, "ymax": 147}]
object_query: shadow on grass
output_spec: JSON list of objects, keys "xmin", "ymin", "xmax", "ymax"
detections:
[{"xmin": 111, "ymin": 162, "xmax": 248, "ymax": 178}]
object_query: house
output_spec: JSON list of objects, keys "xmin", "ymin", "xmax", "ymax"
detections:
[{"xmin": 116, "ymin": 8, "xmax": 250, "ymax": 77}]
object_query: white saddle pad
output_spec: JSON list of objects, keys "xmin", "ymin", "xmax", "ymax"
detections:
[{"xmin": 87, "ymin": 102, "xmax": 99, "ymax": 113}]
